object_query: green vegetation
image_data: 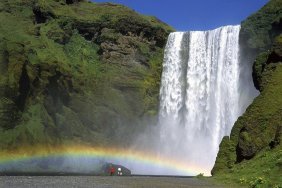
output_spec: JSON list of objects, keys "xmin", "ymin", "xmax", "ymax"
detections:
[
  {"xmin": 240, "ymin": 0, "xmax": 282, "ymax": 52},
  {"xmin": 1, "ymin": 0, "xmax": 280, "ymax": 185},
  {"xmin": 213, "ymin": 0, "xmax": 282, "ymax": 186},
  {"xmin": 214, "ymin": 147, "xmax": 282, "ymax": 187},
  {"xmin": 196, "ymin": 173, "xmax": 204, "ymax": 178},
  {"xmin": 0, "ymin": 0, "xmax": 173, "ymax": 150}
]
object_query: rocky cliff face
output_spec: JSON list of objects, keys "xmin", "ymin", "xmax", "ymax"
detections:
[
  {"xmin": 0, "ymin": 0, "xmax": 173, "ymax": 149},
  {"xmin": 212, "ymin": 0, "xmax": 282, "ymax": 186}
]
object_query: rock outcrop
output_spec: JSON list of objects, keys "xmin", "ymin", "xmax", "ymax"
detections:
[
  {"xmin": 212, "ymin": 0, "xmax": 282, "ymax": 185},
  {"xmin": 0, "ymin": 0, "xmax": 173, "ymax": 149}
]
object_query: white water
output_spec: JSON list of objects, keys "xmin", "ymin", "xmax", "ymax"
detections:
[
  {"xmin": 0, "ymin": 26, "xmax": 259, "ymax": 176},
  {"xmin": 122, "ymin": 25, "xmax": 258, "ymax": 176},
  {"xmin": 157, "ymin": 25, "xmax": 258, "ymax": 175}
]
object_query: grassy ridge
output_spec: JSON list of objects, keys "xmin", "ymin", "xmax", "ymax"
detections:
[
  {"xmin": 0, "ymin": 0, "xmax": 173, "ymax": 149},
  {"xmin": 213, "ymin": 0, "xmax": 282, "ymax": 187}
]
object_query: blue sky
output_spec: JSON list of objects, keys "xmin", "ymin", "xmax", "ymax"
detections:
[{"xmin": 91, "ymin": 0, "xmax": 268, "ymax": 31}]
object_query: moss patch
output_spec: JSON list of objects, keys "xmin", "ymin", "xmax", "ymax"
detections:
[{"xmin": 0, "ymin": 0, "xmax": 173, "ymax": 149}]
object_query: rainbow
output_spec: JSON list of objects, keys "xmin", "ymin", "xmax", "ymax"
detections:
[{"xmin": 0, "ymin": 145, "xmax": 209, "ymax": 175}]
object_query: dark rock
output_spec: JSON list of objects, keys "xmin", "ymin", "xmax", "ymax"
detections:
[
  {"xmin": 269, "ymin": 123, "xmax": 282, "ymax": 149},
  {"xmin": 33, "ymin": 5, "xmax": 55, "ymax": 24},
  {"xmin": 266, "ymin": 36, "xmax": 282, "ymax": 65},
  {"xmin": 15, "ymin": 64, "xmax": 30, "ymax": 111},
  {"xmin": 236, "ymin": 130, "xmax": 257, "ymax": 162},
  {"xmin": 65, "ymin": 0, "xmax": 84, "ymax": 5},
  {"xmin": 0, "ymin": 98, "xmax": 19, "ymax": 130}
]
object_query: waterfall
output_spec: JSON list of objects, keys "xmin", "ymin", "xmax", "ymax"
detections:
[
  {"xmin": 158, "ymin": 25, "xmax": 258, "ymax": 175},
  {"xmin": 127, "ymin": 25, "xmax": 258, "ymax": 176}
]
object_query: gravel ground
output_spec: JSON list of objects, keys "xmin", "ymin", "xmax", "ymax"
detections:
[{"xmin": 0, "ymin": 176, "xmax": 224, "ymax": 188}]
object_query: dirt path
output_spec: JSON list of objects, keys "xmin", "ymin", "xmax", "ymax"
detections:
[{"xmin": 0, "ymin": 176, "xmax": 225, "ymax": 188}]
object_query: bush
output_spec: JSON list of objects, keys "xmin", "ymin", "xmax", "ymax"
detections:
[
  {"xmin": 249, "ymin": 177, "xmax": 269, "ymax": 188},
  {"xmin": 196, "ymin": 173, "xmax": 204, "ymax": 178}
]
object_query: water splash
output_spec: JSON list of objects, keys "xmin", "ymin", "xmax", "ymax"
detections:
[
  {"xmin": 157, "ymin": 25, "xmax": 258, "ymax": 175},
  {"xmin": 0, "ymin": 26, "xmax": 258, "ymax": 176}
]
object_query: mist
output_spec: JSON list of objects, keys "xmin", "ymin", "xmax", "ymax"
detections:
[
  {"xmin": 0, "ymin": 26, "xmax": 259, "ymax": 177},
  {"xmin": 118, "ymin": 25, "xmax": 259, "ymax": 176}
]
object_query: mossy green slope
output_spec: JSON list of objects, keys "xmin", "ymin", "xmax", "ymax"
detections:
[
  {"xmin": 0, "ymin": 0, "xmax": 173, "ymax": 150},
  {"xmin": 213, "ymin": 0, "xmax": 282, "ymax": 187},
  {"xmin": 240, "ymin": 0, "xmax": 282, "ymax": 53}
]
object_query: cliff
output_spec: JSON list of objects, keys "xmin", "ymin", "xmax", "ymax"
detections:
[
  {"xmin": 0, "ymin": 0, "xmax": 173, "ymax": 149},
  {"xmin": 1, "ymin": 0, "xmax": 281, "ymax": 184},
  {"xmin": 212, "ymin": 0, "xmax": 282, "ymax": 187}
]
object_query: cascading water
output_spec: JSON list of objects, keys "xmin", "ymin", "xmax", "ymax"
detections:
[
  {"xmin": 158, "ymin": 25, "xmax": 258, "ymax": 175},
  {"xmin": 120, "ymin": 25, "xmax": 258, "ymax": 176},
  {"xmin": 0, "ymin": 25, "xmax": 259, "ymax": 176}
]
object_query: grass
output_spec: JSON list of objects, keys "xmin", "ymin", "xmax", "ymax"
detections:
[
  {"xmin": 214, "ymin": 146, "xmax": 282, "ymax": 187},
  {"xmin": 213, "ymin": 0, "xmax": 282, "ymax": 185},
  {"xmin": 240, "ymin": 0, "xmax": 282, "ymax": 51},
  {"xmin": 214, "ymin": 63, "xmax": 282, "ymax": 185},
  {"xmin": 0, "ymin": 0, "xmax": 172, "ymax": 150}
]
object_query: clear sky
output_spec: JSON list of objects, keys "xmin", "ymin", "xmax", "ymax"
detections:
[{"xmin": 91, "ymin": 0, "xmax": 268, "ymax": 31}]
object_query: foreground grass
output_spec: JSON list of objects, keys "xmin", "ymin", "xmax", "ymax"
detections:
[{"xmin": 213, "ymin": 145, "xmax": 282, "ymax": 188}]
